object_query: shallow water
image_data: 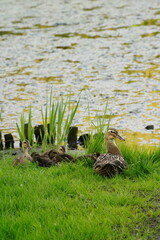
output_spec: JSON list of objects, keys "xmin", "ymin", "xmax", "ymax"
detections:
[{"xmin": 0, "ymin": 0, "xmax": 160, "ymax": 146}]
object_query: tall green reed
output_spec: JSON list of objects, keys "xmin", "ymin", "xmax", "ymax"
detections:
[
  {"xmin": 16, "ymin": 111, "xmax": 25, "ymax": 141},
  {"xmin": 16, "ymin": 92, "xmax": 79, "ymax": 149},
  {"xmin": 16, "ymin": 106, "xmax": 34, "ymax": 144},
  {"xmin": 0, "ymin": 108, "xmax": 2, "ymax": 122},
  {"xmin": 41, "ymin": 92, "xmax": 80, "ymax": 149},
  {"xmin": 85, "ymin": 103, "xmax": 111, "ymax": 154}
]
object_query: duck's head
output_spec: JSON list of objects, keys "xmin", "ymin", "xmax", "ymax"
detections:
[
  {"xmin": 22, "ymin": 139, "xmax": 31, "ymax": 151},
  {"xmin": 106, "ymin": 128, "xmax": 125, "ymax": 141},
  {"xmin": 58, "ymin": 146, "xmax": 66, "ymax": 154}
]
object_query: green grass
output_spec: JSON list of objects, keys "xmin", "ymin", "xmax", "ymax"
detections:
[{"xmin": 0, "ymin": 145, "xmax": 160, "ymax": 240}]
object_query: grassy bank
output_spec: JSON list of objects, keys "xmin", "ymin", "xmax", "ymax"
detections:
[{"xmin": 0, "ymin": 145, "xmax": 160, "ymax": 240}]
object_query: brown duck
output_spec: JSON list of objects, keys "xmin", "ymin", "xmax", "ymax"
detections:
[
  {"xmin": 31, "ymin": 152, "xmax": 53, "ymax": 167},
  {"xmin": 49, "ymin": 146, "xmax": 75, "ymax": 164},
  {"xmin": 76, "ymin": 152, "xmax": 100, "ymax": 163},
  {"xmin": 31, "ymin": 146, "xmax": 75, "ymax": 167},
  {"xmin": 93, "ymin": 128, "xmax": 127, "ymax": 177},
  {"xmin": 13, "ymin": 140, "xmax": 33, "ymax": 166}
]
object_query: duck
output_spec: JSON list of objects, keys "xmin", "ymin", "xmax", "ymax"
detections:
[
  {"xmin": 31, "ymin": 152, "xmax": 54, "ymax": 167},
  {"xmin": 31, "ymin": 145, "xmax": 63, "ymax": 167},
  {"xmin": 93, "ymin": 128, "xmax": 127, "ymax": 177},
  {"xmin": 13, "ymin": 139, "xmax": 33, "ymax": 166},
  {"xmin": 76, "ymin": 152, "xmax": 100, "ymax": 163},
  {"xmin": 31, "ymin": 146, "xmax": 75, "ymax": 167},
  {"xmin": 49, "ymin": 146, "xmax": 75, "ymax": 164}
]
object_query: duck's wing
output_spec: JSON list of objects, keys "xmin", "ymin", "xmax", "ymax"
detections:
[
  {"xmin": 26, "ymin": 153, "xmax": 33, "ymax": 162},
  {"xmin": 37, "ymin": 155, "xmax": 54, "ymax": 167},
  {"xmin": 31, "ymin": 152, "xmax": 40, "ymax": 161},
  {"xmin": 13, "ymin": 156, "xmax": 21, "ymax": 166},
  {"xmin": 94, "ymin": 153, "xmax": 127, "ymax": 177},
  {"xmin": 13, "ymin": 154, "xmax": 29, "ymax": 166},
  {"xmin": 48, "ymin": 150, "xmax": 59, "ymax": 159},
  {"xmin": 50, "ymin": 154, "xmax": 64, "ymax": 164},
  {"xmin": 60, "ymin": 154, "xmax": 75, "ymax": 162},
  {"xmin": 31, "ymin": 152, "xmax": 53, "ymax": 167}
]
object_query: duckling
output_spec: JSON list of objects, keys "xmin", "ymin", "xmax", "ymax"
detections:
[
  {"xmin": 31, "ymin": 146, "xmax": 59, "ymax": 167},
  {"xmin": 31, "ymin": 146, "xmax": 75, "ymax": 167},
  {"xmin": 49, "ymin": 146, "xmax": 75, "ymax": 164},
  {"xmin": 31, "ymin": 152, "xmax": 54, "ymax": 167},
  {"xmin": 93, "ymin": 128, "xmax": 127, "ymax": 177},
  {"xmin": 76, "ymin": 152, "xmax": 100, "ymax": 163},
  {"xmin": 13, "ymin": 139, "xmax": 33, "ymax": 166}
]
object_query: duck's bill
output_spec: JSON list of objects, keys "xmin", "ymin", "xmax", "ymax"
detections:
[{"xmin": 116, "ymin": 134, "xmax": 125, "ymax": 141}]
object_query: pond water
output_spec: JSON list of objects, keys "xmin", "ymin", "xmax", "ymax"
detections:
[{"xmin": 0, "ymin": 0, "xmax": 160, "ymax": 146}]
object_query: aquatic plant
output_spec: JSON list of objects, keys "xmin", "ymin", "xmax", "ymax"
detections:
[
  {"xmin": 16, "ymin": 111, "xmax": 25, "ymax": 141},
  {"xmin": 85, "ymin": 103, "xmax": 111, "ymax": 154},
  {"xmin": 41, "ymin": 91, "xmax": 80, "ymax": 150},
  {"xmin": 16, "ymin": 106, "xmax": 34, "ymax": 144},
  {"xmin": 0, "ymin": 107, "xmax": 3, "ymax": 122},
  {"xmin": 16, "ymin": 91, "xmax": 79, "ymax": 149}
]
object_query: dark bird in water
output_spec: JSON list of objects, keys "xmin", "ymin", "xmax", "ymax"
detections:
[
  {"xmin": 93, "ymin": 128, "xmax": 127, "ymax": 178},
  {"xmin": 31, "ymin": 146, "xmax": 75, "ymax": 167},
  {"xmin": 13, "ymin": 140, "xmax": 33, "ymax": 166}
]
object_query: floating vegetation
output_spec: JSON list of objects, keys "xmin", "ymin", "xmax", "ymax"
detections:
[
  {"xmin": 0, "ymin": 31, "xmax": 26, "ymax": 36},
  {"xmin": 33, "ymin": 76, "xmax": 64, "ymax": 83},
  {"xmin": 141, "ymin": 31, "xmax": 160, "ymax": 38},
  {"xmin": 54, "ymin": 32, "xmax": 121, "ymax": 39}
]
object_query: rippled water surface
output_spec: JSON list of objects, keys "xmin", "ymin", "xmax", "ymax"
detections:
[{"xmin": 0, "ymin": 0, "xmax": 160, "ymax": 145}]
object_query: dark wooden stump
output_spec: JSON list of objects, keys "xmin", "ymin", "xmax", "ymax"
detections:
[
  {"xmin": 4, "ymin": 133, "xmax": 14, "ymax": 149},
  {"xmin": 34, "ymin": 125, "xmax": 45, "ymax": 144},
  {"xmin": 24, "ymin": 123, "xmax": 29, "ymax": 139},
  {"xmin": 67, "ymin": 126, "xmax": 78, "ymax": 149},
  {"xmin": 0, "ymin": 131, "xmax": 3, "ymax": 150}
]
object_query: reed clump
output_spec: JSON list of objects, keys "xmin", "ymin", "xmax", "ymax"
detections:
[{"xmin": 16, "ymin": 92, "xmax": 79, "ymax": 149}]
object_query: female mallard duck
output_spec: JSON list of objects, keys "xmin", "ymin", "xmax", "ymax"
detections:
[
  {"xmin": 13, "ymin": 140, "xmax": 33, "ymax": 166},
  {"xmin": 93, "ymin": 128, "xmax": 127, "ymax": 177}
]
